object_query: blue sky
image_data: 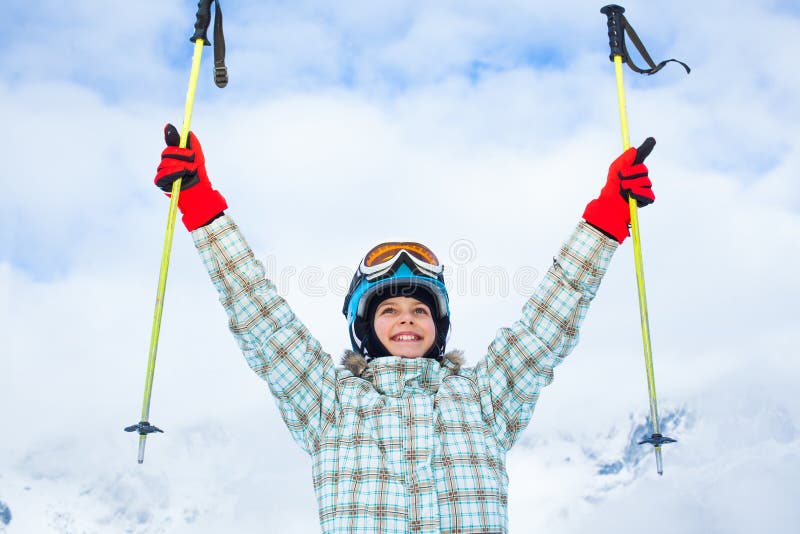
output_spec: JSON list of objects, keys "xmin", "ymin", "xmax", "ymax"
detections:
[{"xmin": 2, "ymin": 1, "xmax": 799, "ymax": 532}]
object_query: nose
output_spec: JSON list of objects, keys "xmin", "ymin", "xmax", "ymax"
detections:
[{"xmin": 398, "ymin": 310, "xmax": 415, "ymax": 324}]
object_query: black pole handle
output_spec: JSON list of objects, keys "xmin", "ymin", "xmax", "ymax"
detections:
[
  {"xmin": 600, "ymin": 4, "xmax": 625, "ymax": 60},
  {"xmin": 190, "ymin": 0, "xmax": 213, "ymax": 45}
]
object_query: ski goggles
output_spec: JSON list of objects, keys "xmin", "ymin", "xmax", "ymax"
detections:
[{"xmin": 360, "ymin": 242, "xmax": 443, "ymax": 281}]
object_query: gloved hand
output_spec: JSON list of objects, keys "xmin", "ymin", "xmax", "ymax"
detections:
[
  {"xmin": 582, "ymin": 137, "xmax": 656, "ymax": 243},
  {"xmin": 154, "ymin": 124, "xmax": 227, "ymax": 231}
]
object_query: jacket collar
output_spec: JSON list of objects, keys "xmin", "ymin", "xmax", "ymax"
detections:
[{"xmin": 341, "ymin": 350, "xmax": 464, "ymax": 396}]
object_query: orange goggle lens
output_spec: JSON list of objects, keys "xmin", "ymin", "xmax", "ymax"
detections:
[{"xmin": 363, "ymin": 242, "xmax": 440, "ymax": 268}]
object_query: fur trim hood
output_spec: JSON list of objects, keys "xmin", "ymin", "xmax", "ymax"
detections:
[{"xmin": 341, "ymin": 350, "xmax": 465, "ymax": 377}]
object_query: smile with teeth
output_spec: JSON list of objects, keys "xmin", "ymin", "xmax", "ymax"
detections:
[{"xmin": 391, "ymin": 334, "xmax": 422, "ymax": 342}]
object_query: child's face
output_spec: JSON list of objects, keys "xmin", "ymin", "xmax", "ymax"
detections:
[{"xmin": 372, "ymin": 296, "xmax": 436, "ymax": 358}]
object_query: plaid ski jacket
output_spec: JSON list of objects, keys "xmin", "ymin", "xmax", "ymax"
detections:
[{"xmin": 192, "ymin": 215, "xmax": 617, "ymax": 534}]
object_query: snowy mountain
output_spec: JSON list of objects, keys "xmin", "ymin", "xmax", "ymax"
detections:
[
  {"xmin": 3, "ymin": 390, "xmax": 800, "ymax": 534},
  {"xmin": 0, "ymin": 407, "xmax": 698, "ymax": 533},
  {"xmin": 0, "ymin": 500, "xmax": 11, "ymax": 528}
]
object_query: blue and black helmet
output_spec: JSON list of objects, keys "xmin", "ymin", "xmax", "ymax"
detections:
[{"xmin": 342, "ymin": 242, "xmax": 450, "ymax": 360}]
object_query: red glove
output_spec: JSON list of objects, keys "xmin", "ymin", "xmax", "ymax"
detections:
[
  {"xmin": 154, "ymin": 124, "xmax": 228, "ymax": 231},
  {"xmin": 582, "ymin": 137, "xmax": 656, "ymax": 244}
]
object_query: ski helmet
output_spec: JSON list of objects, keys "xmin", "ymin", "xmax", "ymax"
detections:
[{"xmin": 342, "ymin": 242, "xmax": 450, "ymax": 360}]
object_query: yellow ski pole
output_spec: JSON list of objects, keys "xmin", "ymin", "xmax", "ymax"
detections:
[
  {"xmin": 600, "ymin": 4, "xmax": 677, "ymax": 475},
  {"xmin": 125, "ymin": 0, "xmax": 227, "ymax": 464}
]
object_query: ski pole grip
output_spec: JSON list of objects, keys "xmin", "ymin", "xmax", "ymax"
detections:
[
  {"xmin": 190, "ymin": 0, "xmax": 213, "ymax": 45},
  {"xmin": 600, "ymin": 4, "xmax": 625, "ymax": 60}
]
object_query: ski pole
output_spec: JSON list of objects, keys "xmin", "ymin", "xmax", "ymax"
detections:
[
  {"xmin": 126, "ymin": 0, "xmax": 228, "ymax": 464},
  {"xmin": 600, "ymin": 4, "xmax": 686, "ymax": 475}
]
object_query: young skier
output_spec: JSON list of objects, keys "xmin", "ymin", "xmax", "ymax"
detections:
[{"xmin": 153, "ymin": 123, "xmax": 656, "ymax": 533}]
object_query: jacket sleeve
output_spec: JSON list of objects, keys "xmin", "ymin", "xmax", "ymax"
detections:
[
  {"xmin": 467, "ymin": 221, "xmax": 618, "ymax": 450},
  {"xmin": 192, "ymin": 215, "xmax": 339, "ymax": 454}
]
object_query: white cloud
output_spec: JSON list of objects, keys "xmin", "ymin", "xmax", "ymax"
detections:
[{"xmin": 2, "ymin": 0, "xmax": 799, "ymax": 531}]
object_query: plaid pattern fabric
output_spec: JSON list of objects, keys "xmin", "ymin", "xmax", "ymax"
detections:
[{"xmin": 193, "ymin": 216, "xmax": 617, "ymax": 534}]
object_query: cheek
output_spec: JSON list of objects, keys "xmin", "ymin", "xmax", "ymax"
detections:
[
  {"xmin": 373, "ymin": 317, "xmax": 390, "ymax": 340},
  {"xmin": 420, "ymin": 317, "xmax": 436, "ymax": 337}
]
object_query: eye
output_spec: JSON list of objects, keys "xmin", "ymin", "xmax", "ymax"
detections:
[
  {"xmin": 414, "ymin": 307, "xmax": 430, "ymax": 315},
  {"xmin": 379, "ymin": 306, "xmax": 396, "ymax": 315}
]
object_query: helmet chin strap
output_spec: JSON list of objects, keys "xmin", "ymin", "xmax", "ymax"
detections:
[{"xmin": 363, "ymin": 326, "xmax": 388, "ymax": 359}]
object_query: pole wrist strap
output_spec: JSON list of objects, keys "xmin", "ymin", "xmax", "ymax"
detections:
[
  {"xmin": 601, "ymin": 5, "xmax": 691, "ymax": 76},
  {"xmin": 620, "ymin": 15, "xmax": 690, "ymax": 75},
  {"xmin": 190, "ymin": 0, "xmax": 229, "ymax": 88}
]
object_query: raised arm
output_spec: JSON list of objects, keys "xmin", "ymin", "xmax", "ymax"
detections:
[
  {"xmin": 153, "ymin": 125, "xmax": 339, "ymax": 454},
  {"xmin": 468, "ymin": 140, "xmax": 656, "ymax": 450}
]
